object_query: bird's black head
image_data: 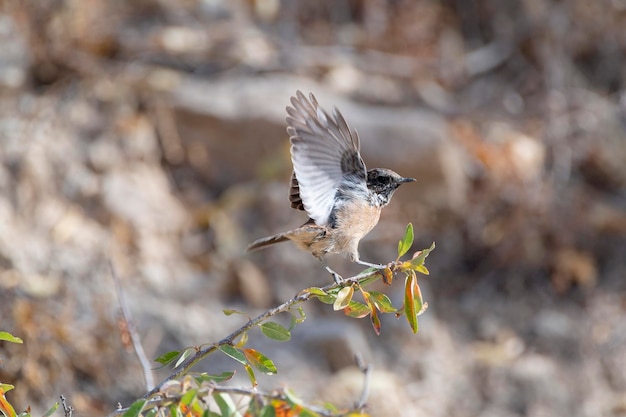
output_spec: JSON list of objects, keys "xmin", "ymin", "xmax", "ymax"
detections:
[{"xmin": 366, "ymin": 168, "xmax": 415, "ymax": 207}]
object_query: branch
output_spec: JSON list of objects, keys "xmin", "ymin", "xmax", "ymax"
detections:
[
  {"xmin": 107, "ymin": 384, "xmax": 352, "ymax": 417},
  {"xmin": 110, "ymin": 261, "xmax": 156, "ymax": 391},
  {"xmin": 141, "ymin": 267, "xmax": 385, "ymax": 399},
  {"xmin": 60, "ymin": 395, "xmax": 73, "ymax": 417}
]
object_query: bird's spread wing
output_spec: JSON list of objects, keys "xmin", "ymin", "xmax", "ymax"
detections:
[{"xmin": 287, "ymin": 91, "xmax": 366, "ymax": 226}]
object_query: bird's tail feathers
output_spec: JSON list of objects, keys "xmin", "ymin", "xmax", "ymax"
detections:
[{"xmin": 246, "ymin": 233, "xmax": 289, "ymax": 252}]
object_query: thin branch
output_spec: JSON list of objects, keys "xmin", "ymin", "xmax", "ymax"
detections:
[
  {"xmin": 108, "ymin": 384, "xmax": 351, "ymax": 417},
  {"xmin": 60, "ymin": 395, "xmax": 73, "ymax": 417},
  {"xmin": 141, "ymin": 266, "xmax": 387, "ymax": 399},
  {"xmin": 354, "ymin": 354, "xmax": 372, "ymax": 412},
  {"xmin": 110, "ymin": 260, "xmax": 156, "ymax": 391}
]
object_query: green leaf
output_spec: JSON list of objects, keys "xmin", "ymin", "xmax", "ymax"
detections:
[
  {"xmin": 175, "ymin": 347, "xmax": 195, "ymax": 368},
  {"xmin": 153, "ymin": 350, "xmax": 180, "ymax": 367},
  {"xmin": 0, "ymin": 332, "xmax": 22, "ymax": 344},
  {"xmin": 223, "ymin": 309, "xmax": 248, "ymax": 316},
  {"xmin": 259, "ymin": 405, "xmax": 277, "ymax": 417},
  {"xmin": 398, "ymin": 223, "xmax": 414, "ymax": 258},
  {"xmin": 219, "ymin": 345, "xmax": 247, "ymax": 365},
  {"xmin": 244, "ymin": 363, "xmax": 257, "ymax": 387},
  {"xmin": 305, "ymin": 287, "xmax": 327, "ymax": 296},
  {"xmin": 315, "ymin": 294, "xmax": 336, "ymax": 305},
  {"xmin": 415, "ymin": 264, "xmax": 429, "ymax": 275},
  {"xmin": 404, "ymin": 272, "xmax": 418, "ymax": 333},
  {"xmin": 243, "ymin": 348, "xmax": 277, "ymax": 375},
  {"xmin": 144, "ymin": 410, "xmax": 157, "ymax": 417},
  {"xmin": 343, "ymin": 301, "xmax": 371, "ymax": 318},
  {"xmin": 42, "ymin": 402, "xmax": 59, "ymax": 417},
  {"xmin": 180, "ymin": 389, "xmax": 197, "ymax": 406},
  {"xmin": 122, "ymin": 399, "xmax": 146, "ymax": 417},
  {"xmin": 213, "ymin": 393, "xmax": 242, "ymax": 417},
  {"xmin": 408, "ymin": 242, "xmax": 436, "ymax": 269},
  {"xmin": 194, "ymin": 371, "xmax": 235, "ymax": 384},
  {"xmin": 260, "ymin": 322, "xmax": 291, "ymax": 341},
  {"xmin": 0, "ymin": 384, "xmax": 14, "ymax": 393},
  {"xmin": 333, "ymin": 286, "xmax": 354, "ymax": 311},
  {"xmin": 235, "ymin": 331, "xmax": 248, "ymax": 348},
  {"xmin": 368, "ymin": 291, "xmax": 397, "ymax": 313},
  {"xmin": 288, "ymin": 307, "xmax": 306, "ymax": 330}
]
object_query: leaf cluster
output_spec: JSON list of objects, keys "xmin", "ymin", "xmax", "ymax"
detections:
[{"xmin": 310, "ymin": 224, "xmax": 433, "ymax": 334}]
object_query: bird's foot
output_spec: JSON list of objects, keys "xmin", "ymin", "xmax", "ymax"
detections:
[
  {"xmin": 324, "ymin": 265, "xmax": 344, "ymax": 284},
  {"xmin": 356, "ymin": 260, "xmax": 385, "ymax": 270}
]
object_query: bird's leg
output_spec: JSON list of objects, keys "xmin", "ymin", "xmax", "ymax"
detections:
[
  {"xmin": 355, "ymin": 259, "xmax": 386, "ymax": 269},
  {"xmin": 316, "ymin": 256, "xmax": 344, "ymax": 284}
]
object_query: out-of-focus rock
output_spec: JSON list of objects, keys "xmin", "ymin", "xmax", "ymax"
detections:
[
  {"xmin": 102, "ymin": 164, "xmax": 188, "ymax": 233},
  {"xmin": 321, "ymin": 367, "xmax": 416, "ymax": 417},
  {"xmin": 302, "ymin": 321, "xmax": 371, "ymax": 372},
  {"xmin": 231, "ymin": 259, "xmax": 272, "ymax": 308},
  {"xmin": 0, "ymin": 14, "xmax": 29, "ymax": 89}
]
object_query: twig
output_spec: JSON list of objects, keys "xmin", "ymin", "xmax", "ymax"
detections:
[
  {"xmin": 60, "ymin": 395, "xmax": 73, "ymax": 417},
  {"xmin": 110, "ymin": 260, "xmax": 156, "ymax": 391},
  {"xmin": 141, "ymin": 266, "xmax": 386, "ymax": 399},
  {"xmin": 107, "ymin": 384, "xmax": 348, "ymax": 417},
  {"xmin": 354, "ymin": 354, "xmax": 372, "ymax": 412}
]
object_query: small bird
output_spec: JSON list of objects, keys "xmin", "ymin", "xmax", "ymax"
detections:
[{"xmin": 247, "ymin": 91, "xmax": 415, "ymax": 282}]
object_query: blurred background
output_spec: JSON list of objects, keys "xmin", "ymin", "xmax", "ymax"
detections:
[{"xmin": 1, "ymin": 0, "xmax": 625, "ymax": 415}]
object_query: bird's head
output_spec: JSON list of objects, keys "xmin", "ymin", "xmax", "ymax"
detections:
[{"xmin": 366, "ymin": 168, "xmax": 415, "ymax": 207}]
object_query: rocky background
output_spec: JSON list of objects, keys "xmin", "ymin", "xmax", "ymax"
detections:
[{"xmin": 1, "ymin": 1, "xmax": 626, "ymax": 416}]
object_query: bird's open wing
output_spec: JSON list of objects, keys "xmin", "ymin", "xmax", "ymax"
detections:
[{"xmin": 287, "ymin": 91, "xmax": 366, "ymax": 226}]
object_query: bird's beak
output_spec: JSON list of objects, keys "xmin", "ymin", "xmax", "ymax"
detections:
[{"xmin": 400, "ymin": 177, "xmax": 416, "ymax": 183}]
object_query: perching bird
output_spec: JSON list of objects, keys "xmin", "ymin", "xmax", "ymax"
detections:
[{"xmin": 247, "ymin": 91, "xmax": 415, "ymax": 282}]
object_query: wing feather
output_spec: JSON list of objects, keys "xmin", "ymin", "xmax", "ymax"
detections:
[{"xmin": 287, "ymin": 91, "xmax": 366, "ymax": 225}]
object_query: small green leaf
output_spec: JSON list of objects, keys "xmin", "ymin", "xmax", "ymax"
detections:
[
  {"xmin": 398, "ymin": 223, "xmax": 414, "ymax": 258},
  {"xmin": 305, "ymin": 287, "xmax": 327, "ymax": 296},
  {"xmin": 42, "ymin": 402, "xmax": 59, "ymax": 417},
  {"xmin": 122, "ymin": 399, "xmax": 146, "ymax": 417},
  {"xmin": 235, "ymin": 331, "xmax": 248, "ymax": 348},
  {"xmin": 408, "ymin": 242, "xmax": 436, "ymax": 268},
  {"xmin": 343, "ymin": 301, "xmax": 371, "ymax": 318},
  {"xmin": 213, "ymin": 393, "xmax": 242, "ymax": 417},
  {"xmin": 244, "ymin": 363, "xmax": 257, "ymax": 387},
  {"xmin": 0, "ymin": 332, "xmax": 23, "ymax": 344},
  {"xmin": 315, "ymin": 294, "xmax": 336, "ymax": 305},
  {"xmin": 368, "ymin": 291, "xmax": 397, "ymax": 313},
  {"xmin": 415, "ymin": 264, "xmax": 429, "ymax": 275},
  {"xmin": 153, "ymin": 350, "xmax": 180, "ymax": 368},
  {"xmin": 180, "ymin": 389, "xmax": 197, "ymax": 405},
  {"xmin": 260, "ymin": 405, "xmax": 277, "ymax": 417},
  {"xmin": 243, "ymin": 348, "xmax": 277, "ymax": 375},
  {"xmin": 175, "ymin": 347, "xmax": 195, "ymax": 368},
  {"xmin": 289, "ymin": 307, "xmax": 306, "ymax": 330},
  {"xmin": 0, "ymin": 384, "xmax": 14, "ymax": 393},
  {"xmin": 260, "ymin": 322, "xmax": 291, "ymax": 341},
  {"xmin": 418, "ymin": 301, "xmax": 429, "ymax": 316},
  {"xmin": 413, "ymin": 280, "xmax": 424, "ymax": 313},
  {"xmin": 223, "ymin": 309, "xmax": 247, "ymax": 316},
  {"xmin": 333, "ymin": 286, "xmax": 354, "ymax": 311},
  {"xmin": 404, "ymin": 272, "xmax": 418, "ymax": 333},
  {"xmin": 194, "ymin": 371, "xmax": 235, "ymax": 384},
  {"xmin": 219, "ymin": 345, "xmax": 247, "ymax": 365}
]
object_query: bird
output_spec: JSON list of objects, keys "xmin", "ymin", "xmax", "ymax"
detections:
[{"xmin": 247, "ymin": 91, "xmax": 415, "ymax": 282}]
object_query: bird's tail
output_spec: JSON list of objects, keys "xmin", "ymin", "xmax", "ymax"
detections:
[{"xmin": 246, "ymin": 233, "xmax": 289, "ymax": 252}]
